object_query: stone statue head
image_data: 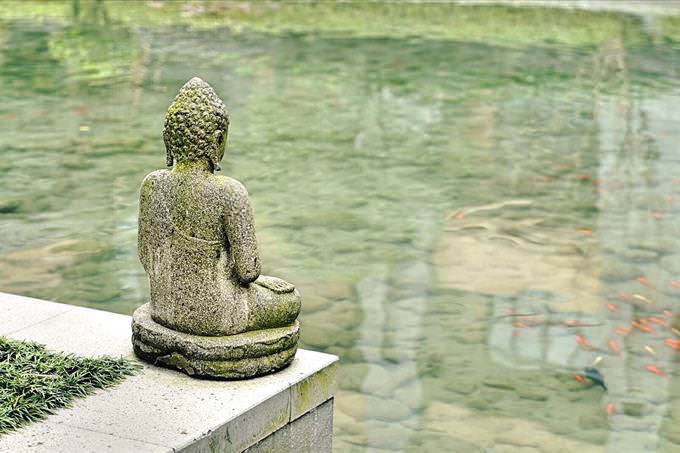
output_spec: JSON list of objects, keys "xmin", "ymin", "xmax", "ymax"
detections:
[{"xmin": 163, "ymin": 77, "xmax": 229, "ymax": 171}]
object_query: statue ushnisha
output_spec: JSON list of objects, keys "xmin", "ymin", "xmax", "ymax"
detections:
[{"xmin": 131, "ymin": 77, "xmax": 301, "ymax": 379}]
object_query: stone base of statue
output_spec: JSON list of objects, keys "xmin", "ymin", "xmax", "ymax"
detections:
[{"xmin": 131, "ymin": 303, "xmax": 299, "ymax": 379}]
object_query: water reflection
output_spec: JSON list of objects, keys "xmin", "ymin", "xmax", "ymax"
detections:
[{"xmin": 2, "ymin": 4, "xmax": 680, "ymax": 452}]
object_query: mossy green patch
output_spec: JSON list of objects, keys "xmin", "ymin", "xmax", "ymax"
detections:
[
  {"xmin": 0, "ymin": 1, "xmax": 658, "ymax": 47},
  {"xmin": 0, "ymin": 336, "xmax": 140, "ymax": 435}
]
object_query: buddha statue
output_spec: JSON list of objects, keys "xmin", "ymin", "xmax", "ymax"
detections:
[{"xmin": 131, "ymin": 77, "xmax": 301, "ymax": 379}]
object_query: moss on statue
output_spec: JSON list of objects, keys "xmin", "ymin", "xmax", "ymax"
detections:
[{"xmin": 132, "ymin": 77, "xmax": 301, "ymax": 379}]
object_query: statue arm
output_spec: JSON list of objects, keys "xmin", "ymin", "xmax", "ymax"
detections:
[
  {"xmin": 137, "ymin": 173, "xmax": 155, "ymax": 273},
  {"xmin": 225, "ymin": 180, "xmax": 261, "ymax": 284}
]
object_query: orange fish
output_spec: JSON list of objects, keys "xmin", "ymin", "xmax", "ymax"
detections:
[
  {"xmin": 632, "ymin": 320, "xmax": 653, "ymax": 333},
  {"xmin": 637, "ymin": 276, "xmax": 650, "ymax": 286},
  {"xmin": 664, "ymin": 338, "xmax": 680, "ymax": 351},
  {"xmin": 649, "ymin": 316, "xmax": 671, "ymax": 328},
  {"xmin": 671, "ymin": 280, "xmax": 680, "ymax": 288},
  {"xmin": 578, "ymin": 228, "xmax": 592, "ymax": 235},
  {"xmin": 645, "ymin": 364, "xmax": 666, "ymax": 377},
  {"xmin": 575, "ymin": 335, "xmax": 593, "ymax": 349},
  {"xmin": 615, "ymin": 326, "xmax": 630, "ymax": 336},
  {"xmin": 607, "ymin": 303, "xmax": 619, "ymax": 313},
  {"xmin": 652, "ymin": 211, "xmax": 663, "ymax": 220},
  {"xmin": 664, "ymin": 309, "xmax": 673, "ymax": 317},
  {"xmin": 575, "ymin": 374, "xmax": 586, "ymax": 384},
  {"xmin": 608, "ymin": 339, "xmax": 620, "ymax": 354},
  {"xmin": 607, "ymin": 403, "xmax": 615, "ymax": 416}
]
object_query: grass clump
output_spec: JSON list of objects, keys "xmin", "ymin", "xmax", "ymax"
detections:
[{"xmin": 0, "ymin": 336, "xmax": 140, "ymax": 434}]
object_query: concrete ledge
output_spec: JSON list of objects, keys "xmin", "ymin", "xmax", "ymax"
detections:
[{"xmin": 0, "ymin": 292, "xmax": 338, "ymax": 453}]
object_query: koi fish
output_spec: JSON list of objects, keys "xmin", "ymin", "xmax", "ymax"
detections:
[
  {"xmin": 575, "ymin": 374, "xmax": 586, "ymax": 384},
  {"xmin": 649, "ymin": 316, "xmax": 671, "ymax": 329},
  {"xmin": 615, "ymin": 326, "xmax": 630, "ymax": 336},
  {"xmin": 633, "ymin": 294, "xmax": 653, "ymax": 304},
  {"xmin": 671, "ymin": 281, "xmax": 680, "ymax": 289},
  {"xmin": 578, "ymin": 228, "xmax": 592, "ymax": 235},
  {"xmin": 584, "ymin": 367, "xmax": 607, "ymax": 390},
  {"xmin": 592, "ymin": 356, "xmax": 603, "ymax": 366},
  {"xmin": 576, "ymin": 335, "xmax": 593, "ymax": 349},
  {"xmin": 608, "ymin": 339, "xmax": 620, "ymax": 354},
  {"xmin": 664, "ymin": 338, "xmax": 680, "ymax": 351},
  {"xmin": 652, "ymin": 211, "xmax": 663, "ymax": 220},
  {"xmin": 632, "ymin": 320, "xmax": 653, "ymax": 333},
  {"xmin": 645, "ymin": 346, "xmax": 657, "ymax": 356},
  {"xmin": 664, "ymin": 309, "xmax": 673, "ymax": 317},
  {"xmin": 607, "ymin": 403, "xmax": 615, "ymax": 416},
  {"xmin": 645, "ymin": 364, "xmax": 666, "ymax": 377},
  {"xmin": 637, "ymin": 276, "xmax": 650, "ymax": 286},
  {"xmin": 607, "ymin": 303, "xmax": 619, "ymax": 313}
]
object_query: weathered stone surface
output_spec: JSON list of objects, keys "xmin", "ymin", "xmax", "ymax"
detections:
[
  {"xmin": 132, "ymin": 303, "xmax": 298, "ymax": 379},
  {"xmin": 0, "ymin": 293, "xmax": 338, "ymax": 453},
  {"xmin": 133, "ymin": 77, "xmax": 301, "ymax": 378},
  {"xmin": 245, "ymin": 399, "xmax": 333, "ymax": 453}
]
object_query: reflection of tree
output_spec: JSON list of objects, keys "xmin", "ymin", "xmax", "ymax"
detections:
[
  {"xmin": 48, "ymin": 0, "xmax": 139, "ymax": 85},
  {"xmin": 71, "ymin": 0, "xmax": 109, "ymax": 25},
  {"xmin": 0, "ymin": 25, "xmax": 65, "ymax": 94}
]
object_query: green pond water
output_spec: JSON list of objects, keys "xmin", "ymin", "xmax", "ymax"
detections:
[{"xmin": 3, "ymin": 2, "xmax": 680, "ymax": 452}]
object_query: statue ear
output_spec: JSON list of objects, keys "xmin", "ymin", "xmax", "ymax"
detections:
[
  {"xmin": 211, "ymin": 129, "xmax": 224, "ymax": 172},
  {"xmin": 214, "ymin": 129, "xmax": 224, "ymax": 148}
]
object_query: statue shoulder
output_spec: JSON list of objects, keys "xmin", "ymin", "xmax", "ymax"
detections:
[
  {"xmin": 140, "ymin": 169, "xmax": 170, "ymax": 198},
  {"xmin": 214, "ymin": 175, "xmax": 249, "ymax": 198},
  {"xmin": 141, "ymin": 169, "xmax": 170, "ymax": 188}
]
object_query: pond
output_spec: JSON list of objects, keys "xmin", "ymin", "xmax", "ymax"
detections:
[{"xmin": 2, "ymin": 2, "xmax": 680, "ymax": 451}]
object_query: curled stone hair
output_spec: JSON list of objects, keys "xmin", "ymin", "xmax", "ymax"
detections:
[{"xmin": 163, "ymin": 77, "xmax": 229, "ymax": 171}]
